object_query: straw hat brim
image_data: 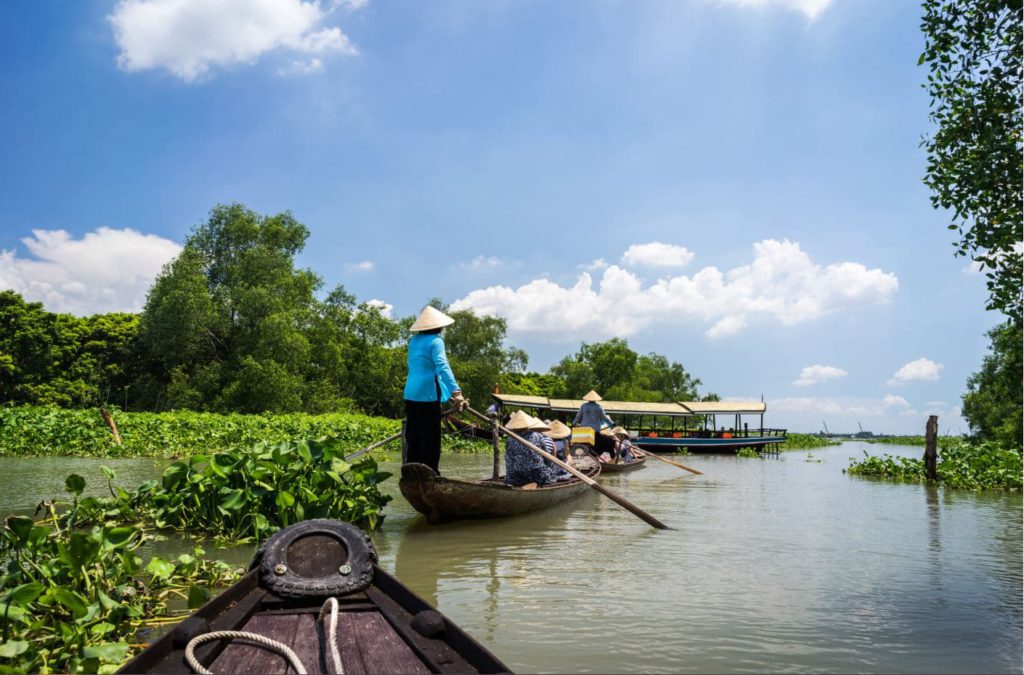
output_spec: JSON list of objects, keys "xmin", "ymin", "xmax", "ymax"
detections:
[
  {"xmin": 505, "ymin": 411, "xmax": 533, "ymax": 431},
  {"xmin": 526, "ymin": 415, "xmax": 551, "ymax": 432},
  {"xmin": 410, "ymin": 306, "xmax": 455, "ymax": 332},
  {"xmin": 582, "ymin": 390, "xmax": 602, "ymax": 402},
  {"xmin": 545, "ymin": 420, "xmax": 571, "ymax": 439}
]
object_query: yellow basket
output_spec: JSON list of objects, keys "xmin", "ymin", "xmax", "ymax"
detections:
[{"xmin": 570, "ymin": 427, "xmax": 595, "ymax": 445}]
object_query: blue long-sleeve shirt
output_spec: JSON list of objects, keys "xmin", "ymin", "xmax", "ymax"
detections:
[
  {"xmin": 403, "ymin": 333, "xmax": 460, "ymax": 402},
  {"xmin": 573, "ymin": 401, "xmax": 614, "ymax": 432}
]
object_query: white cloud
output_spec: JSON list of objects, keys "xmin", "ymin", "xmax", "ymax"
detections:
[
  {"xmin": 279, "ymin": 58, "xmax": 324, "ymax": 75},
  {"xmin": 460, "ymin": 255, "xmax": 507, "ymax": 271},
  {"xmin": 0, "ymin": 227, "xmax": 181, "ymax": 315},
  {"xmin": 365, "ymin": 298, "xmax": 393, "ymax": 318},
  {"xmin": 452, "ymin": 239, "xmax": 898, "ymax": 340},
  {"xmin": 345, "ymin": 260, "xmax": 374, "ymax": 272},
  {"xmin": 578, "ymin": 258, "xmax": 608, "ymax": 272},
  {"xmin": 709, "ymin": 0, "xmax": 833, "ymax": 20},
  {"xmin": 621, "ymin": 242, "xmax": 694, "ymax": 269},
  {"xmin": 883, "ymin": 394, "xmax": 910, "ymax": 408},
  {"xmin": 109, "ymin": 0, "xmax": 360, "ymax": 82},
  {"xmin": 887, "ymin": 357, "xmax": 944, "ymax": 386},
  {"xmin": 793, "ymin": 364, "xmax": 847, "ymax": 386}
]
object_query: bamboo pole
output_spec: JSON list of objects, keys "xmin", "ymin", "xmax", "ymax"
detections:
[
  {"xmin": 464, "ymin": 407, "xmax": 670, "ymax": 530},
  {"xmin": 632, "ymin": 447, "xmax": 703, "ymax": 475}
]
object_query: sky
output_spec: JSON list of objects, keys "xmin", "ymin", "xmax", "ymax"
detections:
[{"xmin": 0, "ymin": 0, "xmax": 1001, "ymax": 434}]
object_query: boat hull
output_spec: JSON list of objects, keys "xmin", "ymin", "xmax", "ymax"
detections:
[
  {"xmin": 399, "ymin": 462, "xmax": 598, "ymax": 525},
  {"xmin": 598, "ymin": 455, "xmax": 647, "ymax": 473},
  {"xmin": 637, "ymin": 435, "xmax": 786, "ymax": 453}
]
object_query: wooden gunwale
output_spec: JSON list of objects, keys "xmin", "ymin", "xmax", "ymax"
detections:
[
  {"xmin": 118, "ymin": 566, "xmax": 509, "ymax": 674},
  {"xmin": 598, "ymin": 454, "xmax": 647, "ymax": 473},
  {"xmin": 399, "ymin": 462, "xmax": 600, "ymax": 525}
]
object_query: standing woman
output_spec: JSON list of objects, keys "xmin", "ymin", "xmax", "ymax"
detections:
[
  {"xmin": 404, "ymin": 306, "xmax": 468, "ymax": 474},
  {"xmin": 573, "ymin": 390, "xmax": 617, "ymax": 458}
]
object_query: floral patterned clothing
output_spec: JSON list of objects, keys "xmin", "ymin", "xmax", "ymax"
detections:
[{"xmin": 505, "ymin": 431, "xmax": 565, "ymax": 487}]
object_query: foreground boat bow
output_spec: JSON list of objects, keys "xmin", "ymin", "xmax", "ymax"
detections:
[{"xmin": 119, "ymin": 519, "xmax": 510, "ymax": 674}]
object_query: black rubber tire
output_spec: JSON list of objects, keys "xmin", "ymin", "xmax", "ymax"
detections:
[{"xmin": 252, "ymin": 519, "xmax": 377, "ymax": 599}]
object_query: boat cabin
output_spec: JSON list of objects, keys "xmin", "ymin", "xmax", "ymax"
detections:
[{"xmin": 490, "ymin": 394, "xmax": 787, "ymax": 453}]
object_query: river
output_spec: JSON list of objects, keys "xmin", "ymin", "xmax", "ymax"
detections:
[{"xmin": 1, "ymin": 442, "xmax": 1020, "ymax": 673}]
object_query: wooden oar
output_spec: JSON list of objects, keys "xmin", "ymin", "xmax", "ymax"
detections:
[
  {"xmin": 346, "ymin": 407, "xmax": 459, "ymax": 461},
  {"xmin": 464, "ymin": 407, "xmax": 670, "ymax": 530},
  {"xmin": 344, "ymin": 432, "xmax": 403, "ymax": 462},
  {"xmin": 632, "ymin": 447, "xmax": 704, "ymax": 475}
]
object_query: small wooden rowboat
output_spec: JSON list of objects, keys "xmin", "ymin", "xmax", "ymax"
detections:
[
  {"xmin": 119, "ymin": 519, "xmax": 509, "ymax": 674},
  {"xmin": 399, "ymin": 461, "xmax": 600, "ymax": 525},
  {"xmin": 598, "ymin": 453, "xmax": 647, "ymax": 473}
]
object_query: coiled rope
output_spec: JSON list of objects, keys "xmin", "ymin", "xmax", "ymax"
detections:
[{"xmin": 185, "ymin": 597, "xmax": 344, "ymax": 674}]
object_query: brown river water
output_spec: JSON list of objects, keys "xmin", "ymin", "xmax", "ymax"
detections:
[{"xmin": 1, "ymin": 442, "xmax": 1020, "ymax": 674}]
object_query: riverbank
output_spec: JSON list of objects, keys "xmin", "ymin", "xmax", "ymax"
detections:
[{"xmin": 0, "ymin": 406, "xmax": 488, "ymax": 458}]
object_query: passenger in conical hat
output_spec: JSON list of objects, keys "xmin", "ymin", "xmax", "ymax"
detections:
[
  {"xmin": 544, "ymin": 420, "xmax": 573, "ymax": 464},
  {"xmin": 573, "ymin": 389, "xmax": 616, "ymax": 458},
  {"xmin": 403, "ymin": 305, "xmax": 467, "ymax": 475},
  {"xmin": 503, "ymin": 411, "xmax": 567, "ymax": 488},
  {"xmin": 612, "ymin": 426, "xmax": 637, "ymax": 463}
]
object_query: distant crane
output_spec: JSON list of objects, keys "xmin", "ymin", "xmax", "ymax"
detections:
[
  {"xmin": 822, "ymin": 420, "xmax": 831, "ymax": 436},
  {"xmin": 858, "ymin": 422, "xmax": 865, "ymax": 434}
]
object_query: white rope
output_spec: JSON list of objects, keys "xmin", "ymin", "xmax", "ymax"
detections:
[
  {"xmin": 185, "ymin": 597, "xmax": 345, "ymax": 675},
  {"xmin": 185, "ymin": 631, "xmax": 308, "ymax": 675},
  {"xmin": 318, "ymin": 597, "xmax": 345, "ymax": 674}
]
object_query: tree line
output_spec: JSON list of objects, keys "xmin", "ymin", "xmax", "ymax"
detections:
[{"xmin": 0, "ymin": 204, "xmax": 707, "ymax": 419}]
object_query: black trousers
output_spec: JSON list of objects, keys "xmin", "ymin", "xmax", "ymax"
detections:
[{"xmin": 404, "ymin": 400, "xmax": 442, "ymax": 473}]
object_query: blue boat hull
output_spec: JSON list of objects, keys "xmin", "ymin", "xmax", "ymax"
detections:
[{"xmin": 636, "ymin": 436, "xmax": 785, "ymax": 453}]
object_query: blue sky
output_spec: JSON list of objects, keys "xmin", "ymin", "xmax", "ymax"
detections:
[{"xmin": 0, "ymin": 0, "xmax": 999, "ymax": 433}]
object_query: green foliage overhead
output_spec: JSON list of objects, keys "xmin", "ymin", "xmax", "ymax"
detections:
[
  {"xmin": 920, "ymin": 0, "xmax": 1022, "ymax": 321},
  {"xmin": 846, "ymin": 440, "xmax": 1022, "ymax": 489},
  {"xmin": 961, "ymin": 321, "xmax": 1023, "ymax": 447}
]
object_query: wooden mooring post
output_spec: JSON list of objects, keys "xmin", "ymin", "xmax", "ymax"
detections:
[
  {"xmin": 490, "ymin": 413, "xmax": 501, "ymax": 480},
  {"xmin": 100, "ymin": 407, "xmax": 122, "ymax": 445},
  {"xmin": 400, "ymin": 419, "xmax": 408, "ymax": 464},
  {"xmin": 924, "ymin": 415, "xmax": 938, "ymax": 480}
]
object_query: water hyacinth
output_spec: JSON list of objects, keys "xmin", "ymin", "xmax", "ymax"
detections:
[{"xmin": 846, "ymin": 441, "xmax": 1022, "ymax": 490}]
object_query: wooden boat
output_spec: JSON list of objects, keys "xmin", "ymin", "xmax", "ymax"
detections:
[
  {"xmin": 442, "ymin": 413, "xmax": 493, "ymax": 442},
  {"xmin": 119, "ymin": 519, "xmax": 510, "ymax": 674},
  {"xmin": 399, "ymin": 461, "xmax": 600, "ymax": 525},
  {"xmin": 598, "ymin": 453, "xmax": 647, "ymax": 473}
]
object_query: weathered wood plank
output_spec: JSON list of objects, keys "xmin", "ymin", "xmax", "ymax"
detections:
[
  {"xmin": 340, "ymin": 612, "xmax": 431, "ymax": 675},
  {"xmin": 210, "ymin": 614, "xmax": 297, "ymax": 674}
]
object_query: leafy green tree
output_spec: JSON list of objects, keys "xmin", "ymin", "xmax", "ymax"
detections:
[
  {"xmin": 920, "ymin": 0, "xmax": 1022, "ymax": 321},
  {"xmin": 0, "ymin": 291, "xmax": 138, "ymax": 407},
  {"xmin": 962, "ymin": 321, "xmax": 1022, "ymax": 447},
  {"xmin": 135, "ymin": 204, "xmax": 322, "ymax": 412}
]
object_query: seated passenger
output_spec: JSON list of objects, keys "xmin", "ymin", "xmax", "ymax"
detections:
[
  {"xmin": 544, "ymin": 420, "xmax": 574, "ymax": 464},
  {"xmin": 503, "ymin": 412, "xmax": 564, "ymax": 487},
  {"xmin": 612, "ymin": 427, "xmax": 637, "ymax": 462}
]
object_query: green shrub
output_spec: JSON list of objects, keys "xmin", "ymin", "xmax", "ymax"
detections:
[{"xmin": 846, "ymin": 440, "xmax": 1022, "ymax": 490}]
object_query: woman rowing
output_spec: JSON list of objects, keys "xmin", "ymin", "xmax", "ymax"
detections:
[
  {"xmin": 403, "ymin": 306, "xmax": 468, "ymax": 475},
  {"xmin": 544, "ymin": 420, "xmax": 573, "ymax": 464},
  {"xmin": 612, "ymin": 426, "xmax": 637, "ymax": 463}
]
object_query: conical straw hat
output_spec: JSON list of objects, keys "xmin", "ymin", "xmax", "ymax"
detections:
[
  {"xmin": 611, "ymin": 426, "xmax": 629, "ymax": 437},
  {"xmin": 410, "ymin": 306, "xmax": 455, "ymax": 332},
  {"xmin": 526, "ymin": 415, "xmax": 551, "ymax": 432},
  {"xmin": 506, "ymin": 410, "xmax": 533, "ymax": 431},
  {"xmin": 582, "ymin": 390, "xmax": 602, "ymax": 402},
  {"xmin": 545, "ymin": 420, "xmax": 571, "ymax": 439}
]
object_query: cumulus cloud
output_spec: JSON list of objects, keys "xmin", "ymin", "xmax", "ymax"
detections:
[
  {"xmin": 578, "ymin": 258, "xmax": 608, "ymax": 272},
  {"xmin": 621, "ymin": 242, "xmax": 694, "ymax": 269},
  {"xmin": 0, "ymin": 227, "xmax": 181, "ymax": 315},
  {"xmin": 709, "ymin": 0, "xmax": 833, "ymax": 20},
  {"xmin": 793, "ymin": 364, "xmax": 847, "ymax": 386},
  {"xmin": 108, "ymin": 0, "xmax": 361, "ymax": 82},
  {"xmin": 365, "ymin": 298, "xmax": 393, "ymax": 318},
  {"xmin": 887, "ymin": 358, "xmax": 944, "ymax": 386},
  {"xmin": 451, "ymin": 239, "xmax": 898, "ymax": 340},
  {"xmin": 883, "ymin": 394, "xmax": 910, "ymax": 408},
  {"xmin": 345, "ymin": 260, "xmax": 374, "ymax": 272}
]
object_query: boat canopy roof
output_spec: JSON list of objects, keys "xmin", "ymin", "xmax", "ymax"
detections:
[{"xmin": 493, "ymin": 394, "xmax": 766, "ymax": 416}]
